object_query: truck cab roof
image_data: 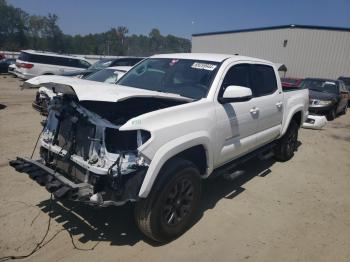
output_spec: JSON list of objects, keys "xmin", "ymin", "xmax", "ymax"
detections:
[{"xmin": 151, "ymin": 53, "xmax": 273, "ymax": 64}]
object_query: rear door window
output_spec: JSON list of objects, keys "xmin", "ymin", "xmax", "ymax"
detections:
[
  {"xmin": 250, "ymin": 65, "xmax": 278, "ymax": 97},
  {"xmin": 33, "ymin": 55, "xmax": 52, "ymax": 64},
  {"xmin": 52, "ymin": 57, "xmax": 66, "ymax": 66},
  {"xmin": 58, "ymin": 58, "xmax": 84, "ymax": 68}
]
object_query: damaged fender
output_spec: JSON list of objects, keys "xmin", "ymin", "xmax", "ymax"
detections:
[{"xmin": 120, "ymin": 124, "xmax": 213, "ymax": 198}]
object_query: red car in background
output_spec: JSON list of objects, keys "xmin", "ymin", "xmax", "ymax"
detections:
[
  {"xmin": 0, "ymin": 53, "xmax": 5, "ymax": 61},
  {"xmin": 281, "ymin": 77, "xmax": 303, "ymax": 90}
]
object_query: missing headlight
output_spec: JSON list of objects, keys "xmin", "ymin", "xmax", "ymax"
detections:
[
  {"xmin": 104, "ymin": 129, "xmax": 151, "ymax": 153},
  {"xmin": 105, "ymin": 129, "xmax": 137, "ymax": 152},
  {"xmin": 137, "ymin": 130, "xmax": 151, "ymax": 147}
]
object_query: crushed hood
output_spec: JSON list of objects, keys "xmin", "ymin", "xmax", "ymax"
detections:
[{"xmin": 24, "ymin": 75, "xmax": 193, "ymax": 103}]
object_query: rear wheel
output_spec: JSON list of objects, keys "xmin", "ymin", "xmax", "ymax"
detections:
[
  {"xmin": 134, "ymin": 158, "xmax": 201, "ymax": 242},
  {"xmin": 274, "ymin": 120, "xmax": 299, "ymax": 162}
]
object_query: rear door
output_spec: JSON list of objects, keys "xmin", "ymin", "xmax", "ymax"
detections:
[{"xmin": 249, "ymin": 64, "xmax": 283, "ymax": 146}]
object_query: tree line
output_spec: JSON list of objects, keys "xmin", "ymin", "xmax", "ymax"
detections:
[{"xmin": 0, "ymin": 0, "xmax": 191, "ymax": 56}]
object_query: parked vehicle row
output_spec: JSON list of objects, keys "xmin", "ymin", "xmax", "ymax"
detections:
[
  {"xmin": 302, "ymin": 78, "xmax": 349, "ymax": 120},
  {"xmin": 12, "ymin": 50, "xmax": 91, "ymax": 79},
  {"xmin": 11, "ymin": 53, "xmax": 309, "ymax": 242},
  {"xmin": 280, "ymin": 76, "xmax": 349, "ymax": 121},
  {"xmin": 3, "ymin": 50, "xmax": 143, "ymax": 80}
]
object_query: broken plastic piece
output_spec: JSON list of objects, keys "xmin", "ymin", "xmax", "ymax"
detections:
[{"xmin": 302, "ymin": 115, "xmax": 327, "ymax": 130}]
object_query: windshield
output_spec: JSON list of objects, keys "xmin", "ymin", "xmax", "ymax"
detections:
[
  {"xmin": 118, "ymin": 58, "xmax": 220, "ymax": 99},
  {"xmin": 339, "ymin": 77, "xmax": 350, "ymax": 86},
  {"xmin": 301, "ymin": 79, "xmax": 339, "ymax": 94},
  {"xmin": 85, "ymin": 68, "xmax": 119, "ymax": 83},
  {"xmin": 89, "ymin": 59, "xmax": 113, "ymax": 70}
]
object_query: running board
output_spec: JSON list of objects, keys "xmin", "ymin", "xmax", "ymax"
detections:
[{"xmin": 211, "ymin": 142, "xmax": 276, "ymax": 178}]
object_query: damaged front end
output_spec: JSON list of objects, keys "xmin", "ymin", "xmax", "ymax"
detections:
[
  {"xmin": 32, "ymin": 88, "xmax": 50, "ymax": 115},
  {"xmin": 10, "ymin": 93, "xmax": 152, "ymax": 207}
]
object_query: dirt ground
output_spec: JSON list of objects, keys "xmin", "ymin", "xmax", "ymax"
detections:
[{"xmin": 0, "ymin": 74, "xmax": 349, "ymax": 262}]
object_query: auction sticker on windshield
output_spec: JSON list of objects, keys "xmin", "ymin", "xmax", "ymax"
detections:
[{"xmin": 191, "ymin": 62, "xmax": 217, "ymax": 71}]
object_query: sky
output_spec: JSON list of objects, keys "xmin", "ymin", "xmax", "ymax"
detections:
[{"xmin": 7, "ymin": 0, "xmax": 350, "ymax": 39}]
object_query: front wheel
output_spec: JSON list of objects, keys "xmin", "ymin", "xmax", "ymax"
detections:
[
  {"xmin": 327, "ymin": 108, "xmax": 336, "ymax": 120},
  {"xmin": 134, "ymin": 158, "xmax": 201, "ymax": 242},
  {"xmin": 274, "ymin": 120, "xmax": 299, "ymax": 162}
]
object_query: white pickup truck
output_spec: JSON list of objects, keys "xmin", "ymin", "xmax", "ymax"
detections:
[{"xmin": 10, "ymin": 53, "xmax": 308, "ymax": 242}]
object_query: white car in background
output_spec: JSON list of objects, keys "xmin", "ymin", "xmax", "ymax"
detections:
[
  {"xmin": 28, "ymin": 66, "xmax": 132, "ymax": 114},
  {"xmin": 14, "ymin": 50, "xmax": 91, "ymax": 79}
]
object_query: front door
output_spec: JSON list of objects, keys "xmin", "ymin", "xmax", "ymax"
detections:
[{"xmin": 214, "ymin": 63, "xmax": 259, "ymax": 167}]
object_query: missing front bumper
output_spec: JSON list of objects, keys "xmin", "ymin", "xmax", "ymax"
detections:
[
  {"xmin": 10, "ymin": 157, "xmax": 93, "ymax": 200},
  {"xmin": 9, "ymin": 156, "xmax": 147, "ymax": 206}
]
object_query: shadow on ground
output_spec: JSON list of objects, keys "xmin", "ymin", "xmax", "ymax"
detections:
[{"xmin": 37, "ymin": 145, "xmax": 298, "ymax": 246}]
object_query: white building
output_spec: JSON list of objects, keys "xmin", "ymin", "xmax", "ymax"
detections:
[{"xmin": 192, "ymin": 25, "xmax": 350, "ymax": 79}]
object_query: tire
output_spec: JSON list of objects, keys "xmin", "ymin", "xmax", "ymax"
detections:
[
  {"xmin": 134, "ymin": 157, "xmax": 201, "ymax": 242},
  {"xmin": 342, "ymin": 104, "xmax": 347, "ymax": 115},
  {"xmin": 326, "ymin": 108, "xmax": 336, "ymax": 121},
  {"xmin": 274, "ymin": 120, "xmax": 299, "ymax": 162}
]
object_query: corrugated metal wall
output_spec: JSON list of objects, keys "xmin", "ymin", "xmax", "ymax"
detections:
[{"xmin": 192, "ymin": 28, "xmax": 350, "ymax": 79}]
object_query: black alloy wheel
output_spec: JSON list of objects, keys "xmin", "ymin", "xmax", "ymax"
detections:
[{"xmin": 161, "ymin": 177, "xmax": 195, "ymax": 227}]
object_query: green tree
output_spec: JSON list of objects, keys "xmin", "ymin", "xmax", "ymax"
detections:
[
  {"xmin": 43, "ymin": 13, "xmax": 64, "ymax": 52},
  {"xmin": 0, "ymin": 0, "xmax": 191, "ymax": 55}
]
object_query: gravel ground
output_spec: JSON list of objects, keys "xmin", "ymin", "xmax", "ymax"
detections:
[{"xmin": 0, "ymin": 74, "xmax": 349, "ymax": 262}]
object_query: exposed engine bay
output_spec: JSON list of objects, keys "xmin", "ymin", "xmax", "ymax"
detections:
[{"xmin": 11, "ymin": 86, "xmax": 189, "ymax": 206}]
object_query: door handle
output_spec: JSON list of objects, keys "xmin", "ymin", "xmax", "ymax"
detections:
[
  {"xmin": 250, "ymin": 107, "xmax": 259, "ymax": 114},
  {"xmin": 276, "ymin": 101, "xmax": 283, "ymax": 108}
]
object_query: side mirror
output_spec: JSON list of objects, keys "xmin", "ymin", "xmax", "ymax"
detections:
[{"xmin": 219, "ymin": 85, "xmax": 252, "ymax": 103}]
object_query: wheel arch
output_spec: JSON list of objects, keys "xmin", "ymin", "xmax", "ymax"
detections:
[
  {"xmin": 281, "ymin": 108, "xmax": 304, "ymax": 137},
  {"xmin": 138, "ymin": 132, "xmax": 213, "ymax": 198}
]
